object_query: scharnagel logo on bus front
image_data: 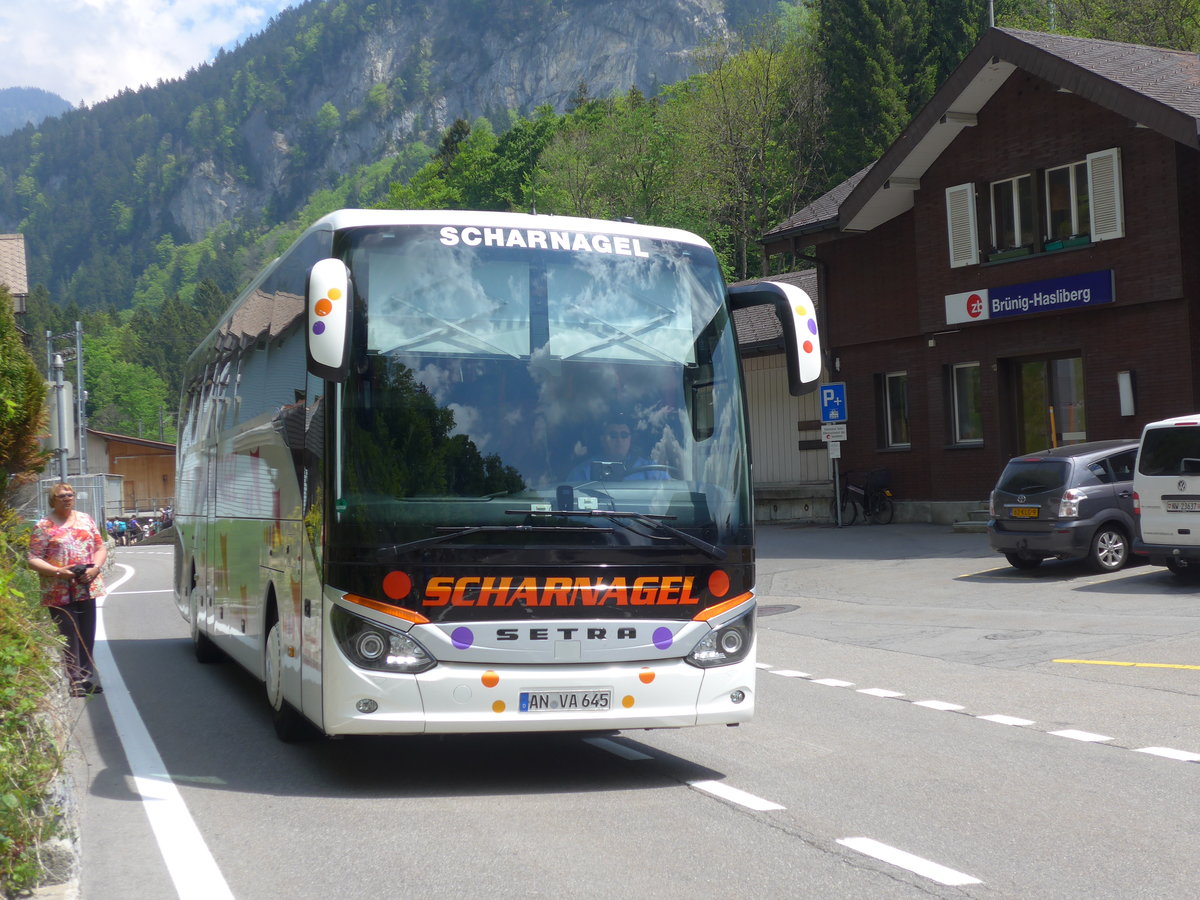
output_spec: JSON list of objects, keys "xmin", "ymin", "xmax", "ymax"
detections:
[
  {"xmin": 380, "ymin": 571, "xmax": 734, "ymax": 608},
  {"xmin": 439, "ymin": 225, "xmax": 652, "ymax": 257}
]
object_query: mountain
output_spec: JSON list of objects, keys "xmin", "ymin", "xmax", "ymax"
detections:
[
  {"xmin": 0, "ymin": 87, "xmax": 72, "ymax": 136},
  {"xmin": 0, "ymin": 0, "xmax": 743, "ymax": 311}
]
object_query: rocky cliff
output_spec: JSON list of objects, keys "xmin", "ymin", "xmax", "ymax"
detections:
[{"xmin": 169, "ymin": 0, "xmax": 731, "ymax": 241}]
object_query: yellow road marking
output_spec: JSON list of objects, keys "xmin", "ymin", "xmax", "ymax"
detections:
[{"xmin": 1054, "ymin": 659, "xmax": 1200, "ymax": 670}]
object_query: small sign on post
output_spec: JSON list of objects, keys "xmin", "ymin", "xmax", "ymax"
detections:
[{"xmin": 821, "ymin": 423, "xmax": 847, "ymax": 442}]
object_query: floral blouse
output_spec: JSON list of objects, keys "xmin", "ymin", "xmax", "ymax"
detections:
[{"xmin": 29, "ymin": 512, "xmax": 107, "ymax": 607}]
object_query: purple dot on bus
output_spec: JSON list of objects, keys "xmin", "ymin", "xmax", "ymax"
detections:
[
  {"xmin": 312, "ymin": 321, "xmax": 325, "ymax": 335},
  {"xmin": 451, "ymin": 627, "xmax": 474, "ymax": 650},
  {"xmin": 807, "ymin": 318, "xmax": 818, "ymax": 335},
  {"xmin": 653, "ymin": 627, "xmax": 674, "ymax": 650}
]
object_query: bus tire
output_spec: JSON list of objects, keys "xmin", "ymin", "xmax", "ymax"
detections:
[
  {"xmin": 191, "ymin": 588, "xmax": 222, "ymax": 664},
  {"xmin": 265, "ymin": 618, "xmax": 311, "ymax": 742}
]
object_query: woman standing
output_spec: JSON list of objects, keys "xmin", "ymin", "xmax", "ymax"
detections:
[{"xmin": 26, "ymin": 483, "xmax": 107, "ymax": 696}]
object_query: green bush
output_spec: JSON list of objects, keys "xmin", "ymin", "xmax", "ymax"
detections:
[{"xmin": 0, "ymin": 515, "xmax": 68, "ymax": 897}]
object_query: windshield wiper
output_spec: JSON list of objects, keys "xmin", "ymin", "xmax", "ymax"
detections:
[
  {"xmin": 383, "ymin": 523, "xmax": 613, "ymax": 555},
  {"xmin": 514, "ymin": 509, "xmax": 726, "ymax": 560}
]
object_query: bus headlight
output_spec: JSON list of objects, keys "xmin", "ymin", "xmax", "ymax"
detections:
[
  {"xmin": 331, "ymin": 606, "xmax": 437, "ymax": 674},
  {"xmin": 685, "ymin": 610, "xmax": 754, "ymax": 668}
]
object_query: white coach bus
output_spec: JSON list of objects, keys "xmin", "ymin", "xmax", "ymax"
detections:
[{"xmin": 174, "ymin": 209, "xmax": 821, "ymax": 740}]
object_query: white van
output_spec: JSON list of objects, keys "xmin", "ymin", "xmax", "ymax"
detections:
[{"xmin": 1133, "ymin": 414, "xmax": 1200, "ymax": 574}]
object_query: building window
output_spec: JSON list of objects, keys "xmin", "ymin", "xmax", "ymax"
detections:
[
  {"xmin": 951, "ymin": 362, "xmax": 983, "ymax": 444},
  {"xmin": 1045, "ymin": 162, "xmax": 1090, "ymax": 242},
  {"xmin": 990, "ymin": 174, "xmax": 1034, "ymax": 251},
  {"xmin": 884, "ymin": 371, "xmax": 910, "ymax": 448},
  {"xmin": 945, "ymin": 148, "xmax": 1123, "ymax": 268}
]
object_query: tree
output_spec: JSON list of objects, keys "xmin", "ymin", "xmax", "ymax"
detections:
[
  {"xmin": 818, "ymin": 0, "xmax": 938, "ymax": 185},
  {"xmin": 0, "ymin": 288, "xmax": 48, "ymax": 506}
]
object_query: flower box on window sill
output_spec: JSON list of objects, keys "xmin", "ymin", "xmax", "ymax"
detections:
[{"xmin": 986, "ymin": 247, "xmax": 1033, "ymax": 262}]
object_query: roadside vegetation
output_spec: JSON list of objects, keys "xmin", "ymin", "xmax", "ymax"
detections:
[{"xmin": 0, "ymin": 286, "xmax": 69, "ymax": 896}]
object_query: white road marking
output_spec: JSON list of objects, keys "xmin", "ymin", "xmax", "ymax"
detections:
[
  {"xmin": 977, "ymin": 714, "xmax": 1035, "ymax": 726},
  {"xmin": 811, "ymin": 678, "xmax": 855, "ymax": 687},
  {"xmin": 769, "ymin": 669, "xmax": 812, "ymax": 678},
  {"xmin": 1049, "ymin": 729, "xmax": 1112, "ymax": 743},
  {"xmin": 1134, "ymin": 747, "xmax": 1200, "ymax": 762},
  {"xmin": 583, "ymin": 737, "xmax": 653, "ymax": 760},
  {"xmin": 96, "ymin": 564, "xmax": 235, "ymax": 900},
  {"xmin": 913, "ymin": 700, "xmax": 964, "ymax": 711},
  {"xmin": 690, "ymin": 780, "xmax": 785, "ymax": 811},
  {"xmin": 857, "ymin": 688, "xmax": 904, "ymax": 698},
  {"xmin": 838, "ymin": 837, "xmax": 982, "ymax": 886}
]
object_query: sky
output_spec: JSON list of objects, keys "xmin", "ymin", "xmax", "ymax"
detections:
[{"xmin": 1, "ymin": 0, "xmax": 301, "ymax": 106}]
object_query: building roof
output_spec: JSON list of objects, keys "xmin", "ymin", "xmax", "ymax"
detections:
[
  {"xmin": 765, "ymin": 27, "xmax": 1200, "ymax": 242},
  {"xmin": 0, "ymin": 234, "xmax": 29, "ymax": 297}
]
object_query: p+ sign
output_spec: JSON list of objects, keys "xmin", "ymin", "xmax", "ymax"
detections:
[{"xmin": 820, "ymin": 382, "xmax": 847, "ymax": 424}]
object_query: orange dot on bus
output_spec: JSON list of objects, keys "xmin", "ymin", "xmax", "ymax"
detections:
[
  {"xmin": 622, "ymin": 695, "xmax": 635, "ymax": 709},
  {"xmin": 492, "ymin": 700, "xmax": 506, "ymax": 713},
  {"xmin": 708, "ymin": 569, "xmax": 730, "ymax": 597},
  {"xmin": 315, "ymin": 298, "xmax": 332, "ymax": 317},
  {"xmin": 481, "ymin": 671, "xmax": 499, "ymax": 688},
  {"xmin": 803, "ymin": 340, "xmax": 814, "ymax": 353},
  {"xmin": 639, "ymin": 669, "xmax": 655, "ymax": 684},
  {"xmin": 382, "ymin": 570, "xmax": 412, "ymax": 600},
  {"xmin": 328, "ymin": 288, "xmax": 342, "ymax": 300}
]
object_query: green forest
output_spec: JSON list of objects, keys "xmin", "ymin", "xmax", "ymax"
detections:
[{"xmin": 8, "ymin": 0, "xmax": 1200, "ymax": 443}]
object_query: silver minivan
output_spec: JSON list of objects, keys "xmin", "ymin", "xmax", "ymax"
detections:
[{"xmin": 1133, "ymin": 414, "xmax": 1200, "ymax": 575}]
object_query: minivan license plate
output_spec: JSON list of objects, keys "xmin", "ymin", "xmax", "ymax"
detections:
[
  {"xmin": 1011, "ymin": 507, "xmax": 1039, "ymax": 518},
  {"xmin": 520, "ymin": 689, "xmax": 611, "ymax": 712},
  {"xmin": 1165, "ymin": 499, "xmax": 1200, "ymax": 512}
]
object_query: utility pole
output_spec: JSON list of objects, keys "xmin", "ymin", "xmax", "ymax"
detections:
[
  {"xmin": 46, "ymin": 322, "xmax": 88, "ymax": 476},
  {"xmin": 52, "ymin": 353, "xmax": 68, "ymax": 481}
]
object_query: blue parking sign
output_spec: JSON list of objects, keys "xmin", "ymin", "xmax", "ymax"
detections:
[{"xmin": 820, "ymin": 383, "xmax": 847, "ymax": 423}]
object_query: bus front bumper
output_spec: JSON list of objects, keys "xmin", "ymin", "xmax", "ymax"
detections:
[{"xmin": 323, "ymin": 655, "xmax": 756, "ymax": 735}]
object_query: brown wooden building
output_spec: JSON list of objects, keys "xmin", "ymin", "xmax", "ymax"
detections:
[
  {"xmin": 761, "ymin": 27, "xmax": 1200, "ymax": 509},
  {"xmin": 86, "ymin": 429, "xmax": 175, "ymax": 513}
]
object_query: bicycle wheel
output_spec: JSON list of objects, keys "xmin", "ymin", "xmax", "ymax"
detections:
[
  {"xmin": 868, "ymin": 494, "xmax": 894, "ymax": 525},
  {"xmin": 830, "ymin": 496, "xmax": 858, "ymax": 526}
]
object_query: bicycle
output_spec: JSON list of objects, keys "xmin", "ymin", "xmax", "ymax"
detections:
[
  {"xmin": 831, "ymin": 469, "xmax": 895, "ymax": 526},
  {"xmin": 856, "ymin": 468, "xmax": 895, "ymax": 525}
]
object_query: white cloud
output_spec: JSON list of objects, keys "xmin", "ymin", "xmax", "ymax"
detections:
[{"xmin": 1, "ymin": 0, "xmax": 299, "ymax": 105}]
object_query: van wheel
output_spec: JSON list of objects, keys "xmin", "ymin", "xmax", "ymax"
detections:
[
  {"xmin": 1088, "ymin": 525, "xmax": 1129, "ymax": 572},
  {"xmin": 1005, "ymin": 552, "xmax": 1042, "ymax": 570},
  {"xmin": 265, "ymin": 618, "xmax": 312, "ymax": 742}
]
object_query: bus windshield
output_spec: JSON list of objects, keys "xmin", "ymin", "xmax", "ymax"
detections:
[{"xmin": 329, "ymin": 224, "xmax": 750, "ymax": 584}]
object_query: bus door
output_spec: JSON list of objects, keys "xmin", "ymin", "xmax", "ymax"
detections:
[{"xmin": 299, "ymin": 373, "xmax": 327, "ymax": 726}]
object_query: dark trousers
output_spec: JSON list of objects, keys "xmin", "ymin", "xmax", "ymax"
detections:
[{"xmin": 48, "ymin": 600, "xmax": 98, "ymax": 687}]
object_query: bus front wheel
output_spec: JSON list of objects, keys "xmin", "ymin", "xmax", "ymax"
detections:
[{"xmin": 265, "ymin": 618, "xmax": 311, "ymax": 742}]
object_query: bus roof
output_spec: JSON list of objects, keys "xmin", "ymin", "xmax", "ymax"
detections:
[{"xmin": 306, "ymin": 209, "xmax": 714, "ymax": 250}]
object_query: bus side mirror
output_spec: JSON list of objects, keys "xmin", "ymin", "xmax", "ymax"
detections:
[
  {"xmin": 306, "ymin": 258, "xmax": 352, "ymax": 383},
  {"xmin": 728, "ymin": 281, "xmax": 822, "ymax": 396}
]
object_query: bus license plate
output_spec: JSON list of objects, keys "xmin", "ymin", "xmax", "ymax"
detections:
[
  {"xmin": 520, "ymin": 689, "xmax": 611, "ymax": 712},
  {"xmin": 1010, "ymin": 507, "xmax": 1039, "ymax": 518}
]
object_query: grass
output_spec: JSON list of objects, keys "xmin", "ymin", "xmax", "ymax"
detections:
[{"xmin": 0, "ymin": 519, "xmax": 69, "ymax": 897}]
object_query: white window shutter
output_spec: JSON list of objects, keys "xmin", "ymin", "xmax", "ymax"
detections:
[
  {"xmin": 945, "ymin": 183, "xmax": 978, "ymax": 268},
  {"xmin": 1087, "ymin": 148, "xmax": 1124, "ymax": 241}
]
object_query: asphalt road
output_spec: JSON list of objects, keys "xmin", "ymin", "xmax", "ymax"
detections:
[{"xmin": 63, "ymin": 525, "xmax": 1200, "ymax": 899}]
